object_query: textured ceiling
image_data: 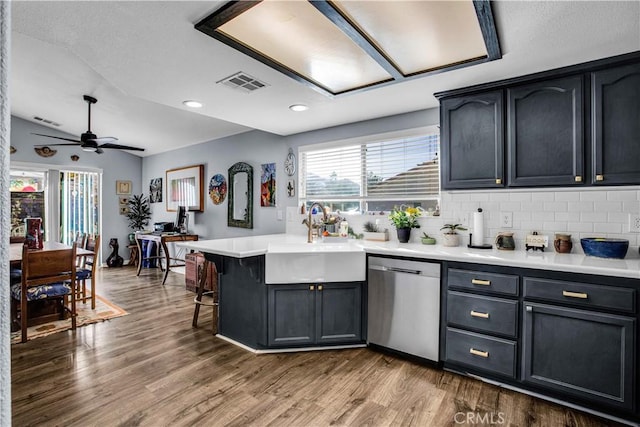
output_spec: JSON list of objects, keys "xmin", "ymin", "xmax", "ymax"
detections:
[{"xmin": 10, "ymin": 1, "xmax": 640, "ymax": 157}]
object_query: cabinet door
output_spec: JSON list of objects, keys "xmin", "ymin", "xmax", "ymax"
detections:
[
  {"xmin": 591, "ymin": 63, "xmax": 640, "ymax": 185},
  {"xmin": 522, "ymin": 303, "xmax": 635, "ymax": 410},
  {"xmin": 507, "ymin": 76, "xmax": 584, "ymax": 186},
  {"xmin": 268, "ymin": 284, "xmax": 315, "ymax": 346},
  {"xmin": 440, "ymin": 91, "xmax": 504, "ymax": 189},
  {"xmin": 316, "ymin": 282, "xmax": 362, "ymax": 344}
]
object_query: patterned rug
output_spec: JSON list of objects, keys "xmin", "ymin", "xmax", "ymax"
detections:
[{"xmin": 11, "ymin": 295, "xmax": 128, "ymax": 344}]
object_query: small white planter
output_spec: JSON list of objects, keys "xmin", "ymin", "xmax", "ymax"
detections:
[{"xmin": 442, "ymin": 233, "xmax": 460, "ymax": 247}]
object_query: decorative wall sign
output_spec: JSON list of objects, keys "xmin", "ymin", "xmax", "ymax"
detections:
[
  {"xmin": 116, "ymin": 180, "xmax": 132, "ymax": 195},
  {"xmin": 166, "ymin": 164, "xmax": 204, "ymax": 212},
  {"xmin": 118, "ymin": 196, "xmax": 130, "ymax": 215},
  {"xmin": 260, "ymin": 163, "xmax": 276, "ymax": 207},
  {"xmin": 287, "ymin": 179, "xmax": 295, "ymax": 197},
  {"xmin": 208, "ymin": 173, "xmax": 227, "ymax": 205},
  {"xmin": 285, "ymin": 148, "xmax": 296, "ymax": 176},
  {"xmin": 34, "ymin": 146, "xmax": 56, "ymax": 157},
  {"xmin": 149, "ymin": 177, "xmax": 163, "ymax": 203}
]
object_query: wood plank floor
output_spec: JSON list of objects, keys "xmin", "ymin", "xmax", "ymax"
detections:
[{"xmin": 11, "ymin": 266, "xmax": 624, "ymax": 426}]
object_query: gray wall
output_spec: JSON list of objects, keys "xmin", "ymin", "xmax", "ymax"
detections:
[
  {"xmin": 9, "ymin": 116, "xmax": 143, "ymax": 258},
  {"xmin": 141, "ymin": 108, "xmax": 439, "ymax": 239}
]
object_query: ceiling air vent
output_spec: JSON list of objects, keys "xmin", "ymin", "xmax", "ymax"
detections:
[
  {"xmin": 33, "ymin": 116, "xmax": 61, "ymax": 127},
  {"xmin": 217, "ymin": 72, "xmax": 269, "ymax": 93}
]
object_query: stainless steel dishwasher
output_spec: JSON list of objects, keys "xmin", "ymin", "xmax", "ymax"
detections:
[{"xmin": 367, "ymin": 256, "xmax": 441, "ymax": 362}]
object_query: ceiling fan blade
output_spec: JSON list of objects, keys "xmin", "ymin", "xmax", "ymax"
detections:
[
  {"xmin": 32, "ymin": 133, "xmax": 81, "ymax": 143},
  {"xmin": 88, "ymin": 136, "xmax": 118, "ymax": 143},
  {"xmin": 35, "ymin": 143, "xmax": 83, "ymax": 147},
  {"xmin": 99, "ymin": 143, "xmax": 145, "ymax": 152}
]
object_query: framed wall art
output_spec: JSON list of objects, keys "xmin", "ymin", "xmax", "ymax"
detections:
[
  {"xmin": 116, "ymin": 180, "xmax": 132, "ymax": 195},
  {"xmin": 166, "ymin": 164, "xmax": 204, "ymax": 212},
  {"xmin": 260, "ymin": 163, "xmax": 276, "ymax": 207},
  {"xmin": 149, "ymin": 177, "xmax": 163, "ymax": 203}
]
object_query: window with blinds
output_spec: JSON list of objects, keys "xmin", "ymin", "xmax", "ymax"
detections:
[
  {"xmin": 300, "ymin": 131, "xmax": 440, "ymax": 213},
  {"xmin": 60, "ymin": 171, "xmax": 100, "ymax": 245}
]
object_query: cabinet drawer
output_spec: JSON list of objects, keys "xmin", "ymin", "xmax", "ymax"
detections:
[
  {"xmin": 447, "ymin": 291, "xmax": 518, "ymax": 338},
  {"xmin": 523, "ymin": 277, "xmax": 635, "ymax": 313},
  {"xmin": 445, "ymin": 328, "xmax": 516, "ymax": 378},
  {"xmin": 448, "ymin": 268, "xmax": 519, "ymax": 296}
]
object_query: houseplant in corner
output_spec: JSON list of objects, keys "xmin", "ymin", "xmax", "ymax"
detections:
[
  {"xmin": 126, "ymin": 194, "xmax": 152, "ymax": 243},
  {"xmin": 440, "ymin": 223, "xmax": 467, "ymax": 247},
  {"xmin": 388, "ymin": 206, "xmax": 421, "ymax": 243}
]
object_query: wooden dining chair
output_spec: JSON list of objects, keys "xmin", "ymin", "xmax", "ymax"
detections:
[
  {"xmin": 74, "ymin": 232, "xmax": 87, "ymax": 266},
  {"xmin": 11, "ymin": 243, "xmax": 78, "ymax": 343},
  {"xmin": 76, "ymin": 234, "xmax": 100, "ymax": 309}
]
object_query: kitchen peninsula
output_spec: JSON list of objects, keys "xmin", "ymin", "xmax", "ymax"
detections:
[{"xmin": 182, "ymin": 234, "xmax": 640, "ymax": 423}]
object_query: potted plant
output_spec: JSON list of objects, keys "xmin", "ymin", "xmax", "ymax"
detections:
[
  {"xmin": 362, "ymin": 220, "xmax": 388, "ymax": 241},
  {"xmin": 388, "ymin": 206, "xmax": 421, "ymax": 243},
  {"xmin": 440, "ymin": 223, "xmax": 467, "ymax": 247},
  {"xmin": 126, "ymin": 194, "xmax": 152, "ymax": 243},
  {"xmin": 421, "ymin": 232, "xmax": 436, "ymax": 245}
]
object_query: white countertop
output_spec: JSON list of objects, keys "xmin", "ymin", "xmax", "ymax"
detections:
[{"xmin": 179, "ymin": 234, "xmax": 640, "ymax": 280}]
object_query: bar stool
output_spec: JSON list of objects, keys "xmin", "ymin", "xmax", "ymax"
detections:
[{"xmin": 192, "ymin": 260, "xmax": 218, "ymax": 334}]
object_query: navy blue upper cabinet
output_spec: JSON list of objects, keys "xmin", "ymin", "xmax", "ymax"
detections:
[
  {"xmin": 507, "ymin": 76, "xmax": 584, "ymax": 187},
  {"xmin": 591, "ymin": 63, "xmax": 640, "ymax": 185},
  {"xmin": 440, "ymin": 91, "xmax": 504, "ymax": 190}
]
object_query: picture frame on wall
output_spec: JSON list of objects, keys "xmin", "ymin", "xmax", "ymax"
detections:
[
  {"xmin": 149, "ymin": 177, "xmax": 163, "ymax": 203},
  {"xmin": 260, "ymin": 163, "xmax": 276, "ymax": 207},
  {"xmin": 116, "ymin": 180, "xmax": 132, "ymax": 195},
  {"xmin": 166, "ymin": 164, "xmax": 204, "ymax": 212}
]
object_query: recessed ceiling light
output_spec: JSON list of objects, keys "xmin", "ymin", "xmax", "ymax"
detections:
[
  {"xmin": 289, "ymin": 104, "xmax": 309, "ymax": 112},
  {"xmin": 183, "ymin": 100, "xmax": 203, "ymax": 108}
]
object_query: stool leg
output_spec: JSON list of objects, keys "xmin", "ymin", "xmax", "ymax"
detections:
[{"xmin": 192, "ymin": 261, "xmax": 208, "ymax": 328}]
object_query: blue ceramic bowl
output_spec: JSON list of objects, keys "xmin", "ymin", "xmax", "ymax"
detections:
[{"xmin": 580, "ymin": 238, "xmax": 629, "ymax": 259}]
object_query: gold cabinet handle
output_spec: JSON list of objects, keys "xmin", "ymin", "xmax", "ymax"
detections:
[
  {"xmin": 471, "ymin": 279, "xmax": 491, "ymax": 286},
  {"xmin": 574, "ymin": 176, "xmax": 582, "ymax": 182},
  {"xmin": 596, "ymin": 174, "xmax": 604, "ymax": 181},
  {"xmin": 563, "ymin": 290, "xmax": 588, "ymax": 299},
  {"xmin": 470, "ymin": 348, "xmax": 489, "ymax": 358},
  {"xmin": 470, "ymin": 310, "xmax": 489, "ymax": 319},
  {"xmin": 318, "ymin": 285, "xmax": 323, "ymax": 291},
  {"xmin": 309, "ymin": 285, "xmax": 315, "ymax": 291},
  {"xmin": 495, "ymin": 178, "xmax": 502, "ymax": 185}
]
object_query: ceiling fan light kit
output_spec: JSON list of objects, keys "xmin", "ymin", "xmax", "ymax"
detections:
[{"xmin": 33, "ymin": 95, "xmax": 145, "ymax": 154}]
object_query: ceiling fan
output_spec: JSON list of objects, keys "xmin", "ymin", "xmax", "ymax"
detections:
[{"xmin": 33, "ymin": 95, "xmax": 144, "ymax": 154}]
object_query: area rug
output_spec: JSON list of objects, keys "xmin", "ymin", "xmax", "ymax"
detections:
[{"xmin": 11, "ymin": 295, "xmax": 128, "ymax": 344}]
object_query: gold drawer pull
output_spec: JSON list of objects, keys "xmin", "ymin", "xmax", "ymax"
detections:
[
  {"xmin": 471, "ymin": 279, "xmax": 491, "ymax": 286},
  {"xmin": 495, "ymin": 178, "xmax": 502, "ymax": 185},
  {"xmin": 563, "ymin": 290, "xmax": 588, "ymax": 299},
  {"xmin": 596, "ymin": 174, "xmax": 604, "ymax": 181},
  {"xmin": 470, "ymin": 310, "xmax": 489, "ymax": 319},
  {"xmin": 574, "ymin": 176, "xmax": 582, "ymax": 182},
  {"xmin": 318, "ymin": 285, "xmax": 323, "ymax": 291},
  {"xmin": 470, "ymin": 348, "xmax": 489, "ymax": 358},
  {"xmin": 309, "ymin": 285, "xmax": 315, "ymax": 291}
]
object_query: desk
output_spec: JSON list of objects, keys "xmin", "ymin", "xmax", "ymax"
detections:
[{"xmin": 135, "ymin": 233, "xmax": 198, "ymax": 285}]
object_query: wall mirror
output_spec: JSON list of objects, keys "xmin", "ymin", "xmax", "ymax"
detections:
[{"xmin": 228, "ymin": 162, "xmax": 253, "ymax": 229}]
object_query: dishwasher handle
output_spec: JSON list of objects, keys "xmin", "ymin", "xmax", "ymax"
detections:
[{"xmin": 369, "ymin": 265, "xmax": 422, "ymax": 275}]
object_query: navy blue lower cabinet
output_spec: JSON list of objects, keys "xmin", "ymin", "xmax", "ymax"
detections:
[
  {"xmin": 267, "ymin": 282, "xmax": 363, "ymax": 347},
  {"xmin": 522, "ymin": 302, "xmax": 635, "ymax": 410}
]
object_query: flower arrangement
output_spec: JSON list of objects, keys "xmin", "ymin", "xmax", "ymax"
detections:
[{"xmin": 388, "ymin": 206, "xmax": 422, "ymax": 229}]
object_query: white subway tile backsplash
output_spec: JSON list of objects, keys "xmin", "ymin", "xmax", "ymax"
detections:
[
  {"xmin": 607, "ymin": 190, "xmax": 638, "ymax": 202},
  {"xmin": 543, "ymin": 201, "xmax": 568, "ymax": 212},
  {"xmin": 580, "ymin": 192, "xmax": 607, "ymax": 202},
  {"xmin": 568, "ymin": 201, "xmax": 593, "ymax": 212},
  {"xmin": 440, "ymin": 188, "xmax": 639, "ymax": 256}
]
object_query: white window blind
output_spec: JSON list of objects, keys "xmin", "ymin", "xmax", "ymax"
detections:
[
  {"xmin": 60, "ymin": 171, "xmax": 100, "ymax": 245},
  {"xmin": 300, "ymin": 132, "xmax": 439, "ymax": 212}
]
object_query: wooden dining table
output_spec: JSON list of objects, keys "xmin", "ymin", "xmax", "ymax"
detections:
[{"xmin": 10, "ymin": 241, "xmax": 95, "ymax": 266}]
